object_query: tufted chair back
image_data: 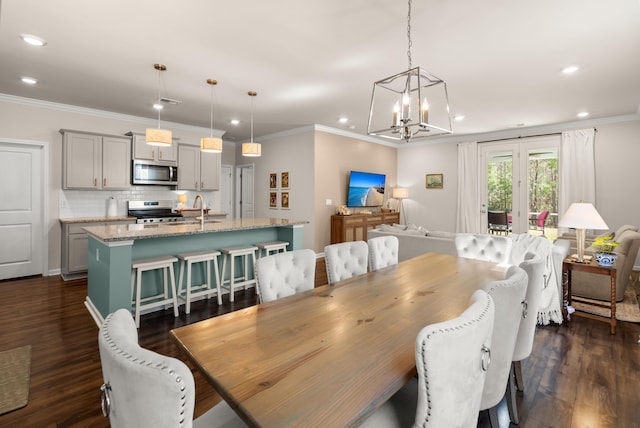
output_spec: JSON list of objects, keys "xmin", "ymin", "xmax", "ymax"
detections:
[
  {"xmin": 480, "ymin": 266, "xmax": 528, "ymax": 414},
  {"xmin": 513, "ymin": 253, "xmax": 545, "ymax": 362},
  {"xmin": 324, "ymin": 241, "xmax": 369, "ymax": 284},
  {"xmin": 255, "ymin": 249, "xmax": 316, "ymax": 303},
  {"xmin": 413, "ymin": 289, "xmax": 495, "ymax": 427},
  {"xmin": 455, "ymin": 233, "xmax": 512, "ymax": 264},
  {"xmin": 98, "ymin": 309, "xmax": 245, "ymax": 428},
  {"xmin": 98, "ymin": 309, "xmax": 197, "ymax": 428},
  {"xmin": 368, "ymin": 235, "xmax": 399, "ymax": 271},
  {"xmin": 358, "ymin": 290, "xmax": 495, "ymax": 428}
]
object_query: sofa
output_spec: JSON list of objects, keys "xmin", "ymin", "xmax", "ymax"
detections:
[
  {"xmin": 368, "ymin": 224, "xmax": 570, "ymax": 324},
  {"xmin": 556, "ymin": 225, "xmax": 640, "ymax": 302}
]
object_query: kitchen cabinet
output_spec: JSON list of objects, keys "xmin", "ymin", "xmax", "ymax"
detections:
[
  {"xmin": 61, "ymin": 219, "xmax": 134, "ymax": 279},
  {"xmin": 127, "ymin": 132, "xmax": 178, "ymax": 163},
  {"xmin": 61, "ymin": 130, "xmax": 131, "ymax": 190},
  {"xmin": 178, "ymin": 144, "xmax": 221, "ymax": 191}
]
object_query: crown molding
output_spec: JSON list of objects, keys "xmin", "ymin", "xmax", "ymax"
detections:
[{"xmin": 0, "ymin": 93, "xmax": 224, "ymax": 137}]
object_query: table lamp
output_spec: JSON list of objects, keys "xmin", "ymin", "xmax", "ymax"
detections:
[
  {"xmin": 392, "ymin": 187, "xmax": 409, "ymax": 225},
  {"xmin": 177, "ymin": 193, "xmax": 187, "ymax": 210},
  {"xmin": 558, "ymin": 202, "xmax": 608, "ymax": 263}
]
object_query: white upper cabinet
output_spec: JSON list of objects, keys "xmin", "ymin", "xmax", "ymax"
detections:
[
  {"xmin": 178, "ymin": 144, "xmax": 220, "ymax": 191},
  {"xmin": 62, "ymin": 130, "xmax": 131, "ymax": 190},
  {"xmin": 128, "ymin": 132, "xmax": 178, "ymax": 163}
]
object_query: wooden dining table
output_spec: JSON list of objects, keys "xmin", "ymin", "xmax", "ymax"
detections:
[{"xmin": 170, "ymin": 252, "xmax": 506, "ymax": 427}]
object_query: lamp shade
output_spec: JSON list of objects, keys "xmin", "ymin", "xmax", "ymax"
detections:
[
  {"xmin": 558, "ymin": 202, "xmax": 608, "ymax": 230},
  {"xmin": 146, "ymin": 128, "xmax": 172, "ymax": 146},
  {"xmin": 242, "ymin": 142, "xmax": 261, "ymax": 157},
  {"xmin": 392, "ymin": 187, "xmax": 409, "ymax": 199},
  {"xmin": 200, "ymin": 137, "xmax": 222, "ymax": 153}
]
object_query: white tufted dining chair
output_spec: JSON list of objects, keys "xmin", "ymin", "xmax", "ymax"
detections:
[
  {"xmin": 98, "ymin": 309, "xmax": 246, "ymax": 428},
  {"xmin": 254, "ymin": 249, "xmax": 316, "ymax": 303},
  {"xmin": 367, "ymin": 235, "xmax": 399, "ymax": 271},
  {"xmin": 359, "ymin": 289, "xmax": 495, "ymax": 428},
  {"xmin": 324, "ymin": 241, "xmax": 369, "ymax": 284},
  {"xmin": 506, "ymin": 253, "xmax": 545, "ymax": 424},
  {"xmin": 455, "ymin": 233, "xmax": 512, "ymax": 264},
  {"xmin": 480, "ymin": 266, "xmax": 528, "ymax": 427}
]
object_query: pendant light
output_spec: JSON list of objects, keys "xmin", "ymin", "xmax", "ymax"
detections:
[
  {"xmin": 242, "ymin": 91, "xmax": 261, "ymax": 157},
  {"xmin": 367, "ymin": 0, "xmax": 452, "ymax": 142},
  {"xmin": 201, "ymin": 79, "xmax": 223, "ymax": 153},
  {"xmin": 146, "ymin": 64, "xmax": 172, "ymax": 146}
]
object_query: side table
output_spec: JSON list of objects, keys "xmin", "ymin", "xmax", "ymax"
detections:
[{"xmin": 562, "ymin": 257, "xmax": 617, "ymax": 334}]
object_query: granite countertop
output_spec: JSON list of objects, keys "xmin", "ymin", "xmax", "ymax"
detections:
[
  {"xmin": 84, "ymin": 217, "xmax": 308, "ymax": 242},
  {"xmin": 59, "ymin": 216, "xmax": 136, "ymax": 224}
]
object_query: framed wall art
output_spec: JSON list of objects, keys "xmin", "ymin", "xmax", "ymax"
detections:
[
  {"xmin": 269, "ymin": 173, "xmax": 278, "ymax": 189},
  {"xmin": 269, "ymin": 191, "xmax": 278, "ymax": 208},
  {"xmin": 281, "ymin": 191, "xmax": 290, "ymax": 209},
  {"xmin": 281, "ymin": 171, "xmax": 290, "ymax": 189},
  {"xmin": 426, "ymin": 173, "xmax": 443, "ymax": 189}
]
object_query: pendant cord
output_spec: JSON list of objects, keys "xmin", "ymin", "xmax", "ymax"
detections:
[
  {"xmin": 209, "ymin": 84, "xmax": 214, "ymax": 138},
  {"xmin": 407, "ymin": 0, "xmax": 412, "ymax": 70},
  {"xmin": 156, "ymin": 69, "xmax": 162, "ymax": 128},
  {"xmin": 250, "ymin": 96, "xmax": 254, "ymax": 143}
]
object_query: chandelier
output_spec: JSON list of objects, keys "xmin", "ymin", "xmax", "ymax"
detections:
[{"xmin": 367, "ymin": 0, "xmax": 452, "ymax": 142}]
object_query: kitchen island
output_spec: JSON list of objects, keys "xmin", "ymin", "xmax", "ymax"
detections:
[{"xmin": 83, "ymin": 218, "xmax": 307, "ymax": 325}]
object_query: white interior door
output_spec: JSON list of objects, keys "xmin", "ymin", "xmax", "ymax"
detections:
[
  {"xmin": 220, "ymin": 164, "xmax": 233, "ymax": 218},
  {"xmin": 0, "ymin": 141, "xmax": 45, "ymax": 279},
  {"xmin": 235, "ymin": 164, "xmax": 254, "ymax": 219}
]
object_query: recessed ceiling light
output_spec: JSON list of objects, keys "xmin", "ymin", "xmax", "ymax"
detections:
[
  {"xmin": 230, "ymin": 119, "xmax": 240, "ymax": 126},
  {"xmin": 20, "ymin": 34, "xmax": 47, "ymax": 47},
  {"xmin": 338, "ymin": 117, "xmax": 348, "ymax": 124},
  {"xmin": 453, "ymin": 115, "xmax": 465, "ymax": 121},
  {"xmin": 562, "ymin": 65, "xmax": 579, "ymax": 74},
  {"xmin": 152, "ymin": 103, "xmax": 163, "ymax": 110},
  {"xmin": 577, "ymin": 111, "xmax": 589, "ymax": 118},
  {"xmin": 21, "ymin": 76, "xmax": 38, "ymax": 85}
]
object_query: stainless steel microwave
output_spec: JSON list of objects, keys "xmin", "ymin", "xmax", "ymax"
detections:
[{"xmin": 132, "ymin": 159, "xmax": 178, "ymax": 186}]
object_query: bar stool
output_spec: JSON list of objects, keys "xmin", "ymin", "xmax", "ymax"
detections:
[
  {"xmin": 255, "ymin": 240, "xmax": 289, "ymax": 258},
  {"xmin": 219, "ymin": 245, "xmax": 258, "ymax": 302},
  {"xmin": 131, "ymin": 255, "xmax": 179, "ymax": 328},
  {"xmin": 176, "ymin": 249, "xmax": 222, "ymax": 314}
]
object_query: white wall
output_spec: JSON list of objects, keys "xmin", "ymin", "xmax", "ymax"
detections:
[{"xmin": 236, "ymin": 127, "xmax": 316, "ymax": 250}]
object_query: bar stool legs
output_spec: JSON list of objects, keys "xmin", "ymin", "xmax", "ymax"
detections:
[
  {"xmin": 131, "ymin": 256, "xmax": 179, "ymax": 328},
  {"xmin": 176, "ymin": 250, "xmax": 222, "ymax": 314},
  {"xmin": 220, "ymin": 246, "xmax": 258, "ymax": 303}
]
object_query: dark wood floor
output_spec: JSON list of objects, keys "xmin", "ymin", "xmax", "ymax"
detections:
[{"xmin": 1, "ymin": 260, "xmax": 639, "ymax": 427}]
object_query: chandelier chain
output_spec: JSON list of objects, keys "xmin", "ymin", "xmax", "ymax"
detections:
[{"xmin": 407, "ymin": 0, "xmax": 412, "ymax": 70}]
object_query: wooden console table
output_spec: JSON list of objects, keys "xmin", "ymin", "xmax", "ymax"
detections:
[
  {"xmin": 330, "ymin": 212, "xmax": 400, "ymax": 244},
  {"xmin": 562, "ymin": 257, "xmax": 617, "ymax": 334}
]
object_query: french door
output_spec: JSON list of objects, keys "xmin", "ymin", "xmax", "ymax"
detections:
[{"xmin": 479, "ymin": 135, "xmax": 560, "ymax": 237}]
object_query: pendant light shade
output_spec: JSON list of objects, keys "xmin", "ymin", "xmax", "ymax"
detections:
[
  {"xmin": 201, "ymin": 79, "xmax": 223, "ymax": 153},
  {"xmin": 146, "ymin": 64, "xmax": 172, "ymax": 146},
  {"xmin": 242, "ymin": 91, "xmax": 261, "ymax": 157}
]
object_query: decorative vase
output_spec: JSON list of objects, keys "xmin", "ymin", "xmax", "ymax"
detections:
[{"xmin": 594, "ymin": 252, "xmax": 617, "ymax": 267}]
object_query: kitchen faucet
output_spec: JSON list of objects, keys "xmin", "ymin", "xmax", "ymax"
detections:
[{"xmin": 194, "ymin": 194, "xmax": 205, "ymax": 227}]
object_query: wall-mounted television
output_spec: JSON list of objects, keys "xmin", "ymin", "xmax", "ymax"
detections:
[{"xmin": 347, "ymin": 170, "xmax": 386, "ymax": 207}]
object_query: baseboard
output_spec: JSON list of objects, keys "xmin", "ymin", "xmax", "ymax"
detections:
[{"xmin": 84, "ymin": 297, "xmax": 104, "ymax": 328}]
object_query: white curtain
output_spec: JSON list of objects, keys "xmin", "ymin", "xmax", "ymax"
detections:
[
  {"xmin": 558, "ymin": 128, "xmax": 596, "ymax": 234},
  {"xmin": 456, "ymin": 141, "xmax": 480, "ymax": 233}
]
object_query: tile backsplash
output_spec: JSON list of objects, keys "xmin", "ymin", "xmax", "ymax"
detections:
[{"xmin": 59, "ymin": 187, "xmax": 217, "ymax": 218}]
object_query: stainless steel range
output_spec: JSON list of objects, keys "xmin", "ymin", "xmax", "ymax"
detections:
[{"xmin": 128, "ymin": 200, "xmax": 183, "ymax": 224}]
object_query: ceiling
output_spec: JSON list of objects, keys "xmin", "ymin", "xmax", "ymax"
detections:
[{"xmin": 1, "ymin": 0, "xmax": 639, "ymax": 144}]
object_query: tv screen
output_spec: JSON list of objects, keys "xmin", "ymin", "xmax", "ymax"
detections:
[{"xmin": 347, "ymin": 170, "xmax": 386, "ymax": 207}]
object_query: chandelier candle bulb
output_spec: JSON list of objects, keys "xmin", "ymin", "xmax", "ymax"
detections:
[{"xmin": 421, "ymin": 98, "xmax": 429, "ymax": 124}]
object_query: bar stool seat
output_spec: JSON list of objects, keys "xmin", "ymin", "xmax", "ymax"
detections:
[
  {"xmin": 131, "ymin": 255, "xmax": 179, "ymax": 328},
  {"xmin": 176, "ymin": 249, "xmax": 222, "ymax": 314},
  {"xmin": 219, "ymin": 245, "xmax": 258, "ymax": 303},
  {"xmin": 255, "ymin": 240, "xmax": 289, "ymax": 258}
]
